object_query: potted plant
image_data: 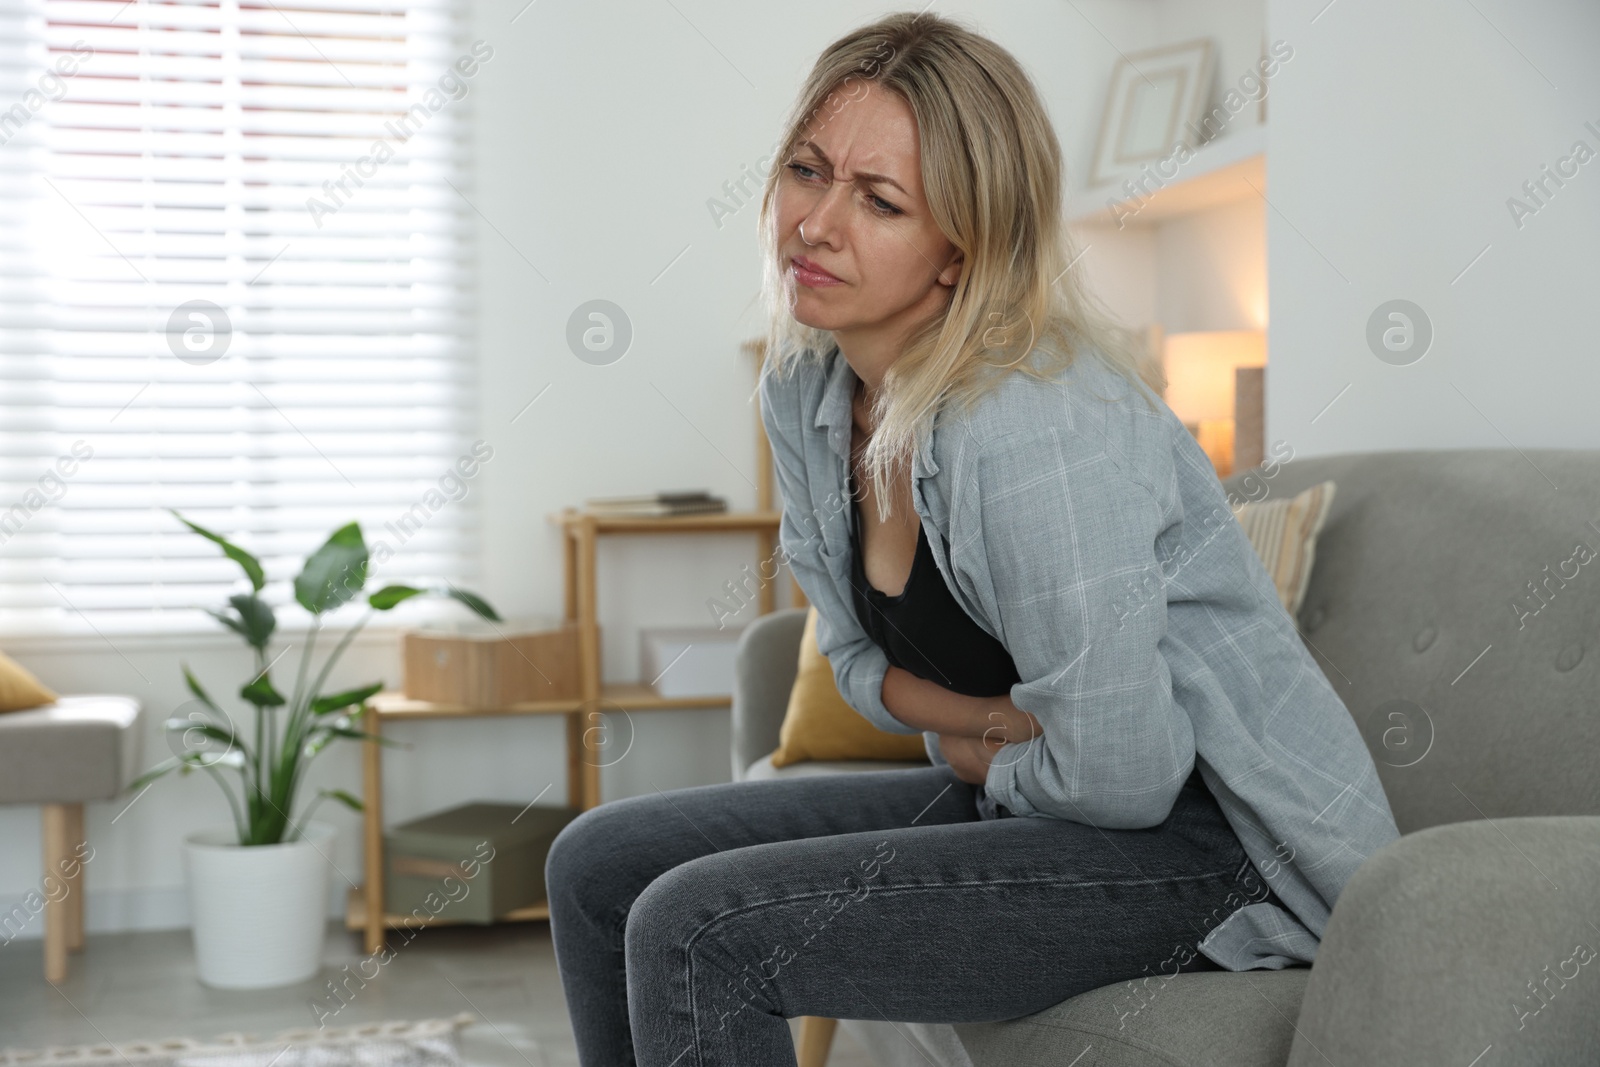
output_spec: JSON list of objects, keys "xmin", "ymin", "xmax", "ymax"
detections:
[{"xmin": 133, "ymin": 512, "xmax": 499, "ymax": 989}]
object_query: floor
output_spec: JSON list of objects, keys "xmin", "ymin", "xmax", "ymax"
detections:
[{"xmin": 0, "ymin": 922, "xmax": 882, "ymax": 1065}]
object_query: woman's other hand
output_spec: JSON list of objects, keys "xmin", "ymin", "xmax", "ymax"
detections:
[
  {"xmin": 937, "ymin": 733, "xmax": 994, "ymax": 784},
  {"xmin": 937, "ymin": 708, "xmax": 1044, "ymax": 785}
]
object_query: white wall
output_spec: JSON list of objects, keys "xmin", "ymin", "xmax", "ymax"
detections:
[
  {"xmin": 1, "ymin": 0, "xmax": 1272, "ymax": 935},
  {"xmin": 1074, "ymin": 195, "xmax": 1267, "ymax": 336},
  {"xmin": 1154, "ymin": 198, "xmax": 1267, "ymax": 331},
  {"xmin": 1264, "ymin": 0, "xmax": 1600, "ymax": 456}
]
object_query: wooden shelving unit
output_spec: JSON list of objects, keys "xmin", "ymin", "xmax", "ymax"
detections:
[
  {"xmin": 350, "ymin": 340, "xmax": 805, "ymax": 953},
  {"xmin": 550, "ymin": 508, "xmax": 786, "ymax": 815}
]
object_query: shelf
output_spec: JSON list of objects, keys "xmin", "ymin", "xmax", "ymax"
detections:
[
  {"xmin": 368, "ymin": 684, "xmax": 732, "ymax": 721},
  {"xmin": 344, "ymin": 886, "xmax": 549, "ymax": 931},
  {"xmin": 601, "ymin": 683, "xmax": 733, "ymax": 710},
  {"xmin": 1068, "ymin": 125, "xmax": 1266, "ymax": 226},
  {"xmin": 551, "ymin": 508, "xmax": 782, "ymax": 535},
  {"xmin": 370, "ymin": 691, "xmax": 578, "ymax": 719}
]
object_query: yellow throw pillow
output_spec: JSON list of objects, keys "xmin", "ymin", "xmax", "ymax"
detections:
[
  {"xmin": 769, "ymin": 607, "xmax": 929, "ymax": 768},
  {"xmin": 0, "ymin": 649, "xmax": 58, "ymax": 712},
  {"xmin": 1231, "ymin": 479, "xmax": 1338, "ymax": 617}
]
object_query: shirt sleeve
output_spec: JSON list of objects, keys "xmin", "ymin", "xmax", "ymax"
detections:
[
  {"xmin": 969, "ymin": 426, "xmax": 1196, "ymax": 829},
  {"xmin": 758, "ymin": 362, "xmax": 921, "ymax": 737}
]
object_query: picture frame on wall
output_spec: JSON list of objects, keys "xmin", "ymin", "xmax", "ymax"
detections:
[{"xmin": 1088, "ymin": 39, "xmax": 1215, "ymax": 188}]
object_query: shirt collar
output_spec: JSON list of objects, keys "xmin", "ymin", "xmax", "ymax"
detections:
[{"xmin": 813, "ymin": 342, "xmax": 939, "ymax": 479}]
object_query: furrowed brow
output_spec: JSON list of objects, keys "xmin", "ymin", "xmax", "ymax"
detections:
[{"xmin": 793, "ymin": 140, "xmax": 909, "ymax": 198}]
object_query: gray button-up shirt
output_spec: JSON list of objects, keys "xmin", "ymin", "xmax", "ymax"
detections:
[{"xmin": 759, "ymin": 340, "xmax": 1401, "ymax": 971}]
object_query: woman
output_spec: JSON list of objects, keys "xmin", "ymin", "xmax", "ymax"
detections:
[{"xmin": 545, "ymin": 12, "xmax": 1400, "ymax": 1066}]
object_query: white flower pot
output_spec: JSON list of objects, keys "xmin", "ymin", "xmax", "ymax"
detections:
[{"xmin": 183, "ymin": 821, "xmax": 336, "ymax": 989}]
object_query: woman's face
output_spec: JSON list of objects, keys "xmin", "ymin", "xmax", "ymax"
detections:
[{"xmin": 776, "ymin": 83, "xmax": 962, "ymax": 349}]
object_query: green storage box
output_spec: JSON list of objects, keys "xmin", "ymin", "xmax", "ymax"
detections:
[{"xmin": 384, "ymin": 801, "xmax": 580, "ymax": 923}]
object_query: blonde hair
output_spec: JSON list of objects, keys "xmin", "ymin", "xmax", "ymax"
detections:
[{"xmin": 757, "ymin": 11, "xmax": 1164, "ymax": 521}]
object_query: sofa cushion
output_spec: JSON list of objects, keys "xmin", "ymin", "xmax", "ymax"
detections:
[
  {"xmin": 744, "ymin": 750, "xmax": 927, "ymax": 781},
  {"xmin": 953, "ymin": 967, "xmax": 1311, "ymax": 1067},
  {"xmin": 0, "ymin": 694, "xmax": 143, "ymax": 804},
  {"xmin": 1230, "ymin": 479, "xmax": 1336, "ymax": 616},
  {"xmin": 769, "ymin": 607, "xmax": 930, "ymax": 768}
]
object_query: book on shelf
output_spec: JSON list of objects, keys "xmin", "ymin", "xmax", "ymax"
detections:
[{"xmin": 584, "ymin": 491, "xmax": 728, "ymax": 517}]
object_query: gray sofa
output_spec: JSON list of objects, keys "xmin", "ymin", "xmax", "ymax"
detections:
[{"xmin": 732, "ymin": 448, "xmax": 1600, "ymax": 1067}]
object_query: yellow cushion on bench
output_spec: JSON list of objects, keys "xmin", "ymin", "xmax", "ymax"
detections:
[{"xmin": 0, "ymin": 650, "xmax": 58, "ymax": 712}]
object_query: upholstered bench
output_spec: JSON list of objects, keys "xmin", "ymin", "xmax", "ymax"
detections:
[{"xmin": 0, "ymin": 695, "xmax": 143, "ymax": 982}]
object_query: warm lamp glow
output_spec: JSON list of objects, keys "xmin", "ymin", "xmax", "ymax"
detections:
[
  {"xmin": 1162, "ymin": 329, "xmax": 1266, "ymax": 478},
  {"xmin": 1248, "ymin": 290, "xmax": 1268, "ymax": 331},
  {"xmin": 1162, "ymin": 330, "xmax": 1267, "ymax": 425}
]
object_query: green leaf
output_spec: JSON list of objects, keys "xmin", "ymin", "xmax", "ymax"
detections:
[
  {"xmin": 311, "ymin": 682, "xmax": 383, "ymax": 715},
  {"xmin": 172, "ymin": 510, "xmax": 265, "ymax": 591},
  {"xmin": 303, "ymin": 724, "xmax": 402, "ymax": 761},
  {"xmin": 206, "ymin": 607, "xmax": 251, "ymax": 642},
  {"xmin": 163, "ymin": 716, "xmax": 242, "ymax": 750},
  {"xmin": 320, "ymin": 788, "xmax": 364, "ymax": 813},
  {"xmin": 294, "ymin": 522, "xmax": 368, "ymax": 615},
  {"xmin": 312, "ymin": 724, "xmax": 401, "ymax": 746},
  {"xmin": 132, "ymin": 750, "xmax": 240, "ymax": 792},
  {"xmin": 239, "ymin": 672, "xmax": 287, "ymax": 708},
  {"xmin": 182, "ymin": 665, "xmax": 226, "ymax": 718},
  {"xmin": 130, "ymin": 754, "xmax": 187, "ymax": 792},
  {"xmin": 444, "ymin": 584, "xmax": 501, "ymax": 622},
  {"xmin": 367, "ymin": 582, "xmax": 499, "ymax": 619},
  {"xmin": 229, "ymin": 593, "xmax": 276, "ymax": 649},
  {"xmin": 368, "ymin": 584, "xmax": 423, "ymax": 611}
]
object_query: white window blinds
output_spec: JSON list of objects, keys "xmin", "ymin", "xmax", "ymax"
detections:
[{"xmin": 0, "ymin": 0, "xmax": 481, "ymax": 637}]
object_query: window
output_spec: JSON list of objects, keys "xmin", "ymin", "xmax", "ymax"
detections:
[{"xmin": 0, "ymin": 0, "xmax": 482, "ymax": 636}]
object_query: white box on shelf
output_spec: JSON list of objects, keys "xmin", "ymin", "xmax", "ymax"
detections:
[{"xmin": 639, "ymin": 626, "xmax": 744, "ymax": 698}]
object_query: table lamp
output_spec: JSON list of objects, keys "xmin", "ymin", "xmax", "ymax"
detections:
[{"xmin": 1161, "ymin": 329, "xmax": 1266, "ymax": 478}]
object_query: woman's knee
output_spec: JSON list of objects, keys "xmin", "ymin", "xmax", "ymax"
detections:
[
  {"xmin": 623, "ymin": 851, "xmax": 755, "ymax": 967},
  {"xmin": 545, "ymin": 796, "xmax": 659, "ymax": 922},
  {"xmin": 624, "ymin": 854, "xmax": 788, "ymax": 1017},
  {"xmin": 623, "ymin": 851, "xmax": 713, "ymax": 952}
]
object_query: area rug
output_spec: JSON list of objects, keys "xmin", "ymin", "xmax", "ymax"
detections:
[{"xmin": 0, "ymin": 1013, "xmax": 476, "ymax": 1067}]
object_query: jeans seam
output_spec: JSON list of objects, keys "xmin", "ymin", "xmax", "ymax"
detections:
[
  {"xmin": 682, "ymin": 867, "xmax": 1244, "ymax": 956},
  {"xmin": 676, "ymin": 866, "xmax": 1242, "ymax": 1063}
]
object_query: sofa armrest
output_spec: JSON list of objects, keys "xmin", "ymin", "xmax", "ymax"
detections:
[
  {"xmin": 1288, "ymin": 815, "xmax": 1600, "ymax": 1066},
  {"xmin": 730, "ymin": 608, "xmax": 807, "ymax": 781}
]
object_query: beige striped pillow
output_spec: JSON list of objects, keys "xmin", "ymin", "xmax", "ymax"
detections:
[{"xmin": 1230, "ymin": 480, "xmax": 1337, "ymax": 616}]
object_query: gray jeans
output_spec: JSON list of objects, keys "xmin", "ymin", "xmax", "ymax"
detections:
[{"xmin": 545, "ymin": 764, "xmax": 1281, "ymax": 1066}]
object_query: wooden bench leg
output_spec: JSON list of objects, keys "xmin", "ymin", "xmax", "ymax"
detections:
[
  {"xmin": 797, "ymin": 1016, "xmax": 837, "ymax": 1067},
  {"xmin": 42, "ymin": 804, "xmax": 70, "ymax": 983},
  {"xmin": 66, "ymin": 803, "xmax": 85, "ymax": 952}
]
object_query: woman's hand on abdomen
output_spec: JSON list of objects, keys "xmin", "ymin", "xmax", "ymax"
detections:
[{"xmin": 881, "ymin": 665, "xmax": 1042, "ymax": 742}]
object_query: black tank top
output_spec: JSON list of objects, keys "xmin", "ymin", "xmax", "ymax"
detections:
[
  {"xmin": 846, "ymin": 474, "xmax": 1020, "ymax": 819},
  {"xmin": 845, "ymin": 473, "xmax": 1205, "ymax": 810},
  {"xmin": 846, "ymin": 477, "xmax": 1019, "ymax": 698}
]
